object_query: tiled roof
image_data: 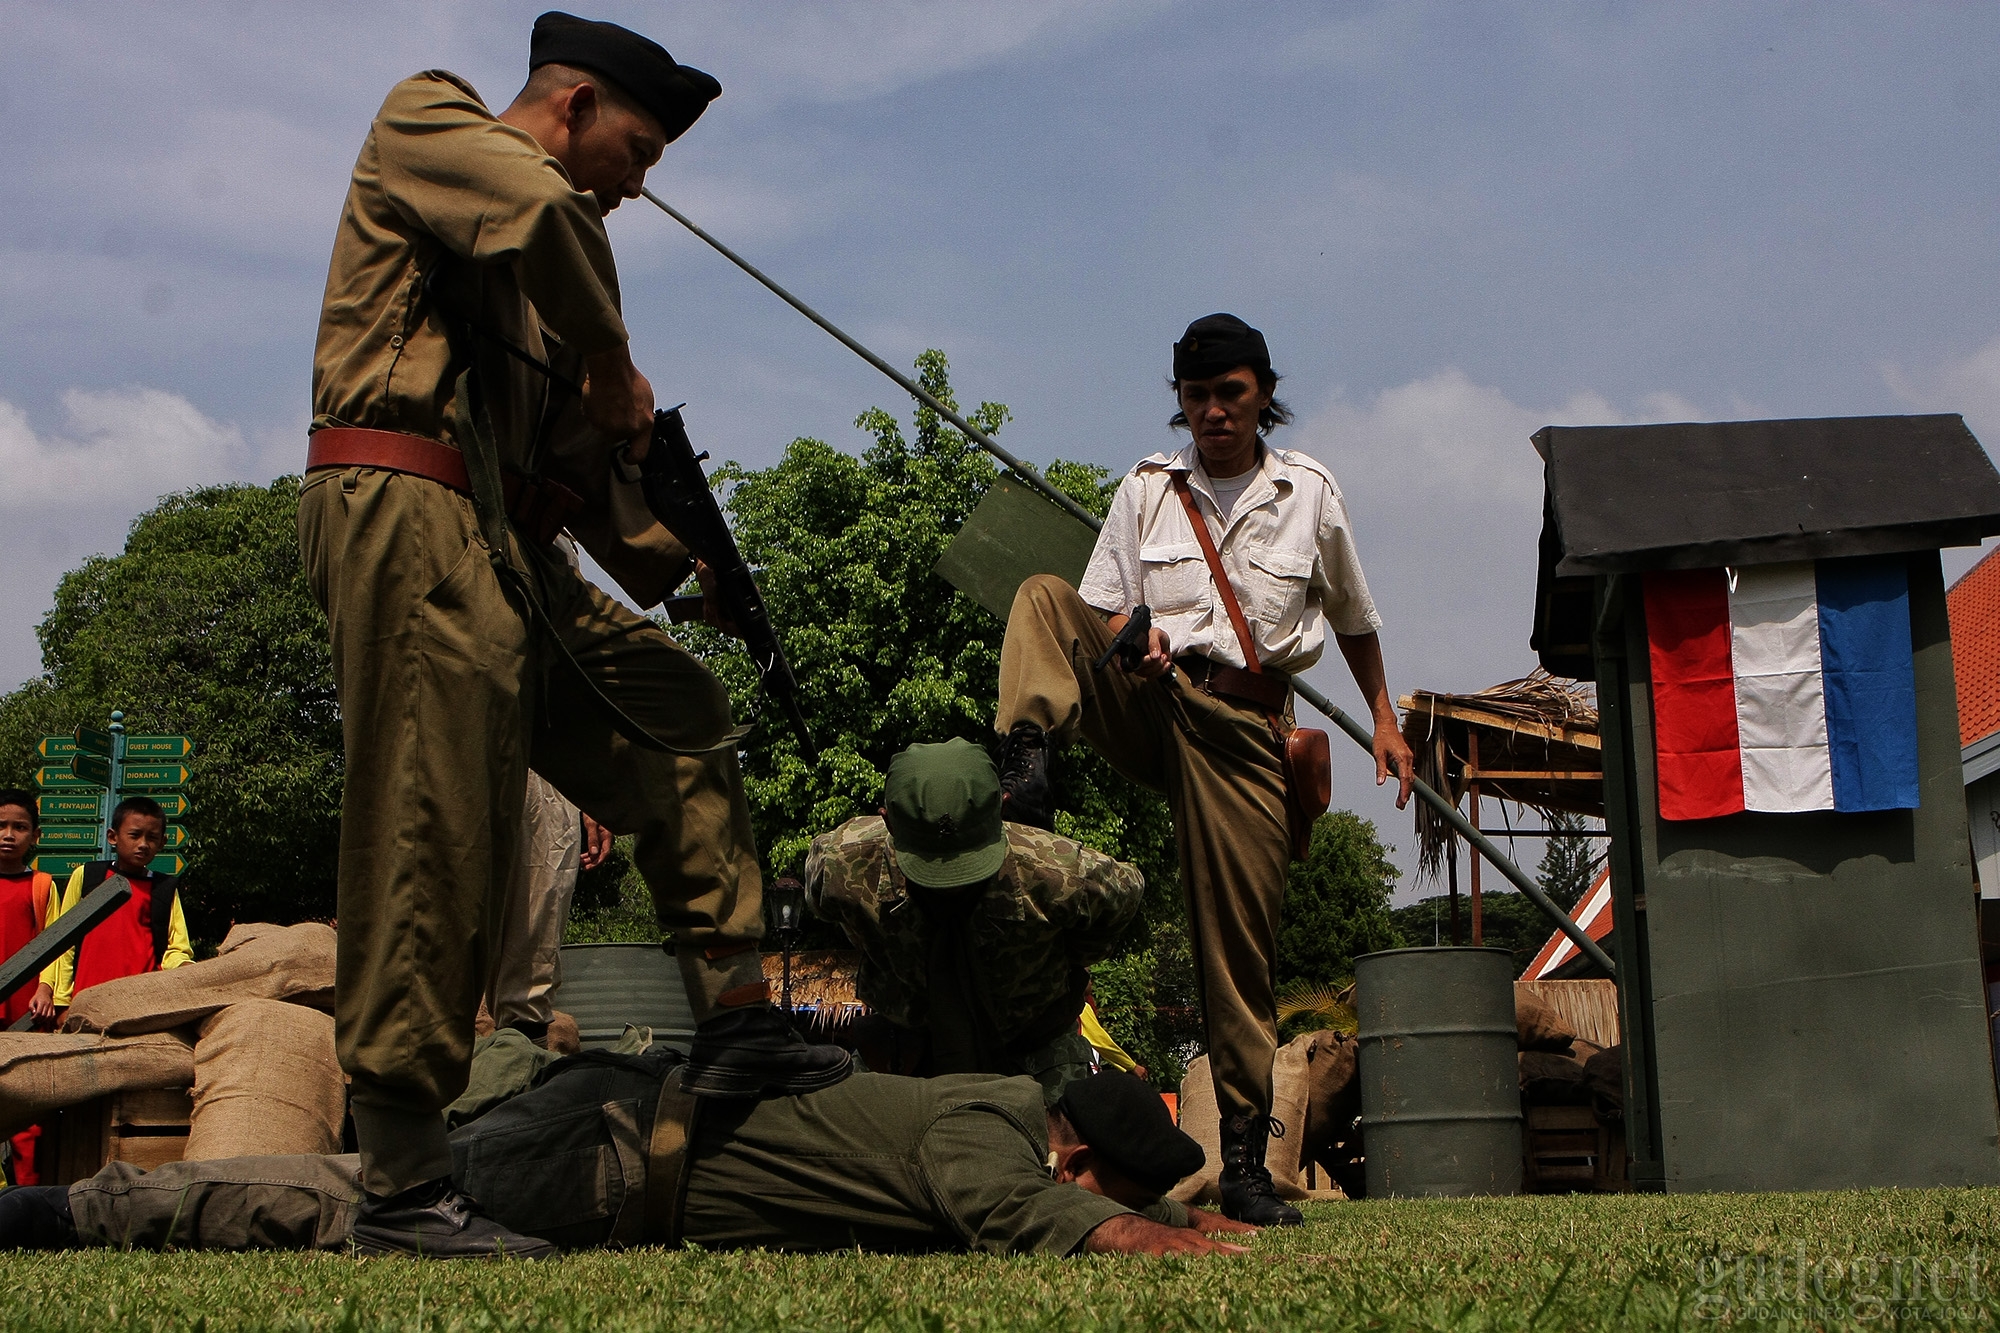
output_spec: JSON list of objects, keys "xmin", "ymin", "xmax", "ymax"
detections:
[{"xmin": 1948, "ymin": 546, "xmax": 2000, "ymax": 749}]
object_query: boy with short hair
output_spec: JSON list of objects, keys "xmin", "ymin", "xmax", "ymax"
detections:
[
  {"xmin": 45, "ymin": 796, "xmax": 191, "ymax": 1010},
  {"xmin": 0, "ymin": 788, "xmax": 57, "ymax": 1025},
  {"xmin": 0, "ymin": 787, "xmax": 58, "ymax": 1185}
]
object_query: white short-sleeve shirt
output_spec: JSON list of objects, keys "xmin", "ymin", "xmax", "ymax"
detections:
[{"xmin": 1076, "ymin": 442, "xmax": 1382, "ymax": 675}]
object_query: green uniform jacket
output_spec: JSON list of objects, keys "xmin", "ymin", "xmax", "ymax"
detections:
[{"xmin": 805, "ymin": 817, "xmax": 1143, "ymax": 1039}]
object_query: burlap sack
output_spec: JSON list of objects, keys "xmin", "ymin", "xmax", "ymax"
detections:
[
  {"xmin": 184, "ymin": 1000, "xmax": 343, "ymax": 1160},
  {"xmin": 1583, "ymin": 1044, "xmax": 1624, "ymax": 1117},
  {"xmin": 61, "ymin": 922, "xmax": 336, "ymax": 1037},
  {"xmin": 1518, "ymin": 1049, "xmax": 1591, "ymax": 1106},
  {"xmin": 0, "ymin": 1030, "xmax": 194, "ymax": 1134},
  {"xmin": 1169, "ymin": 1037, "xmax": 1344, "ymax": 1204},
  {"xmin": 1514, "ymin": 988, "xmax": 1578, "ymax": 1053}
]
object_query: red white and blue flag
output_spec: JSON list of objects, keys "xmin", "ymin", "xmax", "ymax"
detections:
[{"xmin": 1644, "ymin": 556, "xmax": 1919, "ymax": 821}]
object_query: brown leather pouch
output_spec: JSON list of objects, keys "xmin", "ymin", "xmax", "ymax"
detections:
[{"xmin": 1282, "ymin": 727, "xmax": 1332, "ymax": 859}]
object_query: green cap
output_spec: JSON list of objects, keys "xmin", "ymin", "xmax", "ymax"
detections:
[{"xmin": 884, "ymin": 739, "xmax": 1008, "ymax": 889}]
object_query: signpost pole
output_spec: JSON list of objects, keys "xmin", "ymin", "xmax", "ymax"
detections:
[{"xmin": 105, "ymin": 709, "xmax": 125, "ymax": 860}]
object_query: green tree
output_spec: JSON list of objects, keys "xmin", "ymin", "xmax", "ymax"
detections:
[
  {"xmin": 1276, "ymin": 810, "xmax": 1405, "ymax": 994},
  {"xmin": 673, "ymin": 349, "xmax": 1177, "ymax": 896},
  {"xmin": 1537, "ymin": 809, "xmax": 1606, "ymax": 912},
  {"xmin": 0, "ymin": 480, "xmax": 341, "ymax": 943}
]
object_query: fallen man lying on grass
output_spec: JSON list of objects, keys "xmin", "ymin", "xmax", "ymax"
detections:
[{"xmin": 0, "ymin": 1044, "xmax": 1253, "ymax": 1258}]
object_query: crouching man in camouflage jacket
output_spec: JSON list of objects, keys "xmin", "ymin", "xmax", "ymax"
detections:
[{"xmin": 807, "ymin": 740, "xmax": 1143, "ymax": 1102}]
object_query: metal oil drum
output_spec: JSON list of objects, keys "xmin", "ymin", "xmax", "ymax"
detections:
[
  {"xmin": 1355, "ymin": 946, "xmax": 1522, "ymax": 1197},
  {"xmin": 553, "ymin": 943, "xmax": 698, "ymax": 1050}
]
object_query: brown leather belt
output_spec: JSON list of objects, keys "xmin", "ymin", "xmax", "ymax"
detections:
[
  {"xmin": 1176, "ymin": 654, "xmax": 1291, "ymax": 712},
  {"xmin": 305, "ymin": 427, "xmax": 584, "ymax": 546}
]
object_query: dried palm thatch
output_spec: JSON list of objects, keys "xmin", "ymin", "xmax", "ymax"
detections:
[
  {"xmin": 1275, "ymin": 980, "xmax": 1356, "ymax": 1034},
  {"xmin": 761, "ymin": 950, "xmax": 867, "ymax": 1035},
  {"xmin": 1400, "ymin": 669, "xmax": 1603, "ymax": 884}
]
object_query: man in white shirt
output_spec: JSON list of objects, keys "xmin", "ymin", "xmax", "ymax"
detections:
[{"xmin": 993, "ymin": 313, "xmax": 1413, "ymax": 1227}]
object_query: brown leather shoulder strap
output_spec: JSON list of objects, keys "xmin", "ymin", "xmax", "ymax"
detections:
[
  {"xmin": 1171, "ymin": 473, "xmax": 1263, "ymax": 675},
  {"xmin": 644, "ymin": 1065, "xmax": 703, "ymax": 1246}
]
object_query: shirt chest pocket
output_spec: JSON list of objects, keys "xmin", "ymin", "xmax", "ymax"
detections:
[
  {"xmin": 1139, "ymin": 542, "xmax": 1211, "ymax": 614},
  {"xmin": 1244, "ymin": 546, "xmax": 1316, "ymax": 628}
]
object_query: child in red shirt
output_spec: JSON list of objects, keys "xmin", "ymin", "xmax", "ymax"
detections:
[
  {"xmin": 46, "ymin": 796, "xmax": 191, "ymax": 1010},
  {"xmin": 0, "ymin": 787, "xmax": 56, "ymax": 1185}
]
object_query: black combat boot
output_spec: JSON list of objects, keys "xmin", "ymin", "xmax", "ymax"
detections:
[
  {"xmin": 683, "ymin": 1004, "xmax": 854, "ymax": 1099},
  {"xmin": 350, "ymin": 1177, "xmax": 555, "ymax": 1259},
  {"xmin": 0, "ymin": 1185, "xmax": 77, "ymax": 1250},
  {"xmin": 996, "ymin": 720, "xmax": 1053, "ymax": 830},
  {"xmin": 1218, "ymin": 1113, "xmax": 1304, "ymax": 1227}
]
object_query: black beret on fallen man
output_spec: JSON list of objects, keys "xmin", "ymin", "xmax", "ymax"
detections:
[
  {"xmin": 1059, "ymin": 1070, "xmax": 1206, "ymax": 1194},
  {"xmin": 531, "ymin": 10, "xmax": 721, "ymax": 142}
]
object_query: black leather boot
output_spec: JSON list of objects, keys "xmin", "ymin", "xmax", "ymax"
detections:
[
  {"xmin": 1218, "ymin": 1113, "xmax": 1304, "ymax": 1227},
  {"xmin": 0, "ymin": 1185, "xmax": 76, "ymax": 1250},
  {"xmin": 997, "ymin": 720, "xmax": 1053, "ymax": 830},
  {"xmin": 683, "ymin": 1004, "xmax": 854, "ymax": 1099},
  {"xmin": 350, "ymin": 1177, "xmax": 554, "ymax": 1259}
]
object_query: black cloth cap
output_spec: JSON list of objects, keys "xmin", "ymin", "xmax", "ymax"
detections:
[
  {"xmin": 1058, "ymin": 1071, "xmax": 1204, "ymax": 1194},
  {"xmin": 531, "ymin": 11, "xmax": 721, "ymax": 144},
  {"xmin": 1172, "ymin": 313, "xmax": 1270, "ymax": 381}
]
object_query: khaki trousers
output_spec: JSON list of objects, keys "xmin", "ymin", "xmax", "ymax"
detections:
[
  {"xmin": 997, "ymin": 575, "xmax": 1290, "ymax": 1124},
  {"xmin": 300, "ymin": 468, "xmax": 766, "ymax": 1195},
  {"xmin": 485, "ymin": 772, "xmax": 582, "ymax": 1029}
]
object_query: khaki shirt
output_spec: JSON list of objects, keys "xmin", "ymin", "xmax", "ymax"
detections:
[
  {"xmin": 804, "ymin": 817, "xmax": 1143, "ymax": 1038},
  {"xmin": 1077, "ymin": 442, "xmax": 1382, "ymax": 674},
  {"xmin": 312, "ymin": 70, "xmax": 688, "ymax": 606}
]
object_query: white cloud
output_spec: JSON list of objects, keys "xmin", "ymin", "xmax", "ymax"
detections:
[
  {"xmin": 0, "ymin": 388, "xmax": 260, "ymax": 689},
  {"xmin": 1884, "ymin": 335, "xmax": 2000, "ymax": 445},
  {"xmin": 0, "ymin": 388, "xmax": 249, "ymax": 513}
]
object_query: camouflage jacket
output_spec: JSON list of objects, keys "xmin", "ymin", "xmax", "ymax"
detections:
[{"xmin": 805, "ymin": 817, "xmax": 1144, "ymax": 1040}]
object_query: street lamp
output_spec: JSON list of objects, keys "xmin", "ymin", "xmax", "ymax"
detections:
[{"xmin": 768, "ymin": 875, "xmax": 805, "ymax": 1018}]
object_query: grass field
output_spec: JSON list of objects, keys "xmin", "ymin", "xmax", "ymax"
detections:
[{"xmin": 5, "ymin": 1188, "xmax": 1999, "ymax": 1331}]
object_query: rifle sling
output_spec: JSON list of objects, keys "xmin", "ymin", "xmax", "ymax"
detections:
[{"xmin": 446, "ymin": 369, "xmax": 742, "ymax": 758}]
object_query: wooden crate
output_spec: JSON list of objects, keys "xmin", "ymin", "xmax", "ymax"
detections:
[
  {"xmin": 45, "ymin": 1086, "xmax": 192, "ymax": 1185},
  {"xmin": 1521, "ymin": 1104, "xmax": 1631, "ymax": 1193},
  {"xmin": 1523, "ymin": 1105, "xmax": 1599, "ymax": 1192}
]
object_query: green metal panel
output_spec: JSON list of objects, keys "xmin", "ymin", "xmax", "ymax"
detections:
[
  {"xmin": 31, "ymin": 854, "xmax": 88, "ymax": 878},
  {"xmin": 36, "ymin": 827, "xmax": 101, "ymax": 850},
  {"xmin": 34, "ymin": 767, "xmax": 99, "ymax": 790},
  {"xmin": 933, "ymin": 476, "xmax": 1100, "ymax": 620},
  {"xmin": 119, "ymin": 763, "xmax": 190, "ymax": 789},
  {"xmin": 1608, "ymin": 552, "xmax": 2000, "ymax": 1191},
  {"xmin": 1355, "ymin": 946, "xmax": 1523, "ymax": 1197},
  {"xmin": 554, "ymin": 943, "xmax": 697, "ymax": 1051},
  {"xmin": 123, "ymin": 735, "xmax": 194, "ymax": 760},
  {"xmin": 36, "ymin": 794, "xmax": 100, "ymax": 822}
]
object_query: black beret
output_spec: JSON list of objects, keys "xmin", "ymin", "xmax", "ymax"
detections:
[
  {"xmin": 531, "ymin": 12, "xmax": 721, "ymax": 145},
  {"xmin": 1058, "ymin": 1071, "xmax": 1205, "ymax": 1195},
  {"xmin": 1172, "ymin": 312, "xmax": 1271, "ymax": 381}
]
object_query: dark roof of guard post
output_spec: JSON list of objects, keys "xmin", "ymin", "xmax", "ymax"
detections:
[{"xmin": 1529, "ymin": 413, "xmax": 2000, "ymax": 678}]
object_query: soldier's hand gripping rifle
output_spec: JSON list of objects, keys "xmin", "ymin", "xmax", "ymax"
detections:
[{"xmin": 636, "ymin": 407, "xmax": 818, "ymax": 764}]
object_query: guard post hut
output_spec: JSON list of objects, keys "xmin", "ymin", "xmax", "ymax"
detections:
[{"xmin": 1532, "ymin": 413, "xmax": 2000, "ymax": 1193}]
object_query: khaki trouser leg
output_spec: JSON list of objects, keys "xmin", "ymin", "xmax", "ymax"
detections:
[
  {"xmin": 525, "ymin": 557, "xmax": 768, "ymax": 1025},
  {"xmin": 69, "ymin": 1154, "xmax": 365, "ymax": 1251},
  {"xmin": 996, "ymin": 575, "xmax": 1287, "ymax": 1121},
  {"xmin": 301, "ymin": 470, "xmax": 530, "ymax": 1197},
  {"xmin": 486, "ymin": 771, "xmax": 583, "ymax": 1029}
]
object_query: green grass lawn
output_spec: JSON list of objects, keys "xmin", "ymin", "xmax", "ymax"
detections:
[{"xmin": 5, "ymin": 1188, "xmax": 1999, "ymax": 1331}]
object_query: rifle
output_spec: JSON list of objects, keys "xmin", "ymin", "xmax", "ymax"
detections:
[
  {"xmin": 637, "ymin": 406, "xmax": 818, "ymax": 764},
  {"xmin": 1093, "ymin": 603, "xmax": 1157, "ymax": 674}
]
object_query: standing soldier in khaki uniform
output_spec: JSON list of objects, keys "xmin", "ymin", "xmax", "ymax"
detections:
[
  {"xmin": 302, "ymin": 12, "xmax": 846, "ymax": 1257},
  {"xmin": 806, "ymin": 740, "xmax": 1143, "ymax": 1101},
  {"xmin": 994, "ymin": 314, "xmax": 1414, "ymax": 1227}
]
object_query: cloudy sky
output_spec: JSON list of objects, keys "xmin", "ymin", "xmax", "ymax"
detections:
[{"xmin": 4, "ymin": 2, "xmax": 1997, "ymax": 897}]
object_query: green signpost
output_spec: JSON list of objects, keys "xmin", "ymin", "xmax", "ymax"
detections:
[{"xmin": 31, "ymin": 711, "xmax": 194, "ymax": 874}]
